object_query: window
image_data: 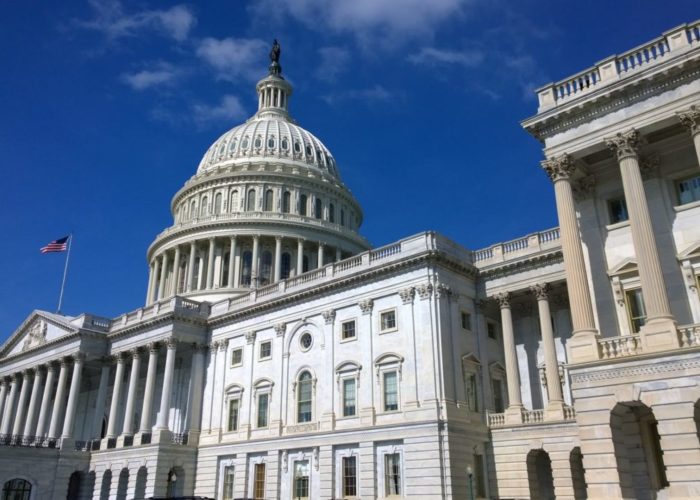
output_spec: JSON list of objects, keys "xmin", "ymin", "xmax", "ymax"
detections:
[
  {"xmin": 281, "ymin": 137, "xmax": 289, "ymax": 151},
  {"xmin": 229, "ymin": 190, "xmax": 239, "ymax": 212},
  {"xmin": 264, "ymin": 189, "xmax": 274, "ymax": 211},
  {"xmin": 465, "ymin": 372, "xmax": 479, "ymax": 412},
  {"xmin": 231, "ymin": 348, "xmax": 243, "ymax": 366},
  {"xmin": 267, "ymin": 136, "xmax": 275, "ymax": 149},
  {"xmin": 487, "ymin": 322, "xmax": 498, "ymax": 340},
  {"xmin": 257, "ymin": 394, "xmax": 269, "ymax": 428},
  {"xmin": 492, "ymin": 378, "xmax": 504, "ymax": 413},
  {"xmin": 281, "ymin": 252, "xmax": 291, "ymax": 279},
  {"xmin": 214, "ymin": 193, "xmax": 222, "ymax": 215},
  {"xmin": 254, "ymin": 136, "xmax": 262, "ymax": 148},
  {"xmin": 461, "ymin": 311, "xmax": 472, "ymax": 330},
  {"xmin": 343, "ymin": 378, "xmax": 357, "ymax": 417},
  {"xmin": 200, "ymin": 196, "xmax": 208, "ymax": 217},
  {"xmin": 297, "ymin": 371, "xmax": 313, "ymax": 423},
  {"xmin": 677, "ymin": 175, "xmax": 700, "ymax": 205},
  {"xmin": 314, "ymin": 198, "xmax": 323, "ymax": 219},
  {"xmin": 222, "ymin": 466, "xmax": 235, "ymax": 500},
  {"xmin": 293, "ymin": 460, "xmax": 310, "ymax": 499},
  {"xmin": 260, "ymin": 251, "xmax": 272, "ymax": 285},
  {"xmin": 384, "ymin": 453, "xmax": 401, "ymax": 496},
  {"xmin": 300, "ymin": 332, "xmax": 313, "ymax": 350},
  {"xmin": 380, "ymin": 310, "xmax": 397, "ymax": 332},
  {"xmin": 383, "ymin": 371, "xmax": 399, "ymax": 411},
  {"xmin": 342, "ymin": 319, "xmax": 356, "ymax": 340},
  {"xmin": 2, "ymin": 479, "xmax": 32, "ymax": 500},
  {"xmin": 625, "ymin": 288, "xmax": 647, "ymax": 333},
  {"xmin": 299, "ymin": 194, "xmax": 308, "ymax": 216},
  {"xmin": 246, "ymin": 189, "xmax": 257, "ymax": 212},
  {"xmin": 608, "ymin": 198, "xmax": 629, "ymax": 224},
  {"xmin": 229, "ymin": 139, "xmax": 237, "ymax": 153},
  {"xmin": 253, "ymin": 463, "xmax": 265, "ymax": 499},
  {"xmin": 340, "ymin": 209, "xmax": 345, "ymax": 226},
  {"xmin": 329, "ymin": 203, "xmax": 335, "ymax": 223},
  {"xmin": 241, "ymin": 251, "xmax": 252, "ymax": 286},
  {"xmin": 282, "ymin": 191, "xmax": 291, "ymax": 213},
  {"xmin": 190, "ymin": 200, "xmax": 197, "ymax": 220},
  {"xmin": 294, "ymin": 141, "xmax": 301, "ymax": 153},
  {"xmin": 227, "ymin": 399, "xmax": 240, "ymax": 432},
  {"xmin": 241, "ymin": 137, "xmax": 249, "ymax": 150},
  {"xmin": 259, "ymin": 341, "xmax": 272, "ymax": 360},
  {"xmin": 342, "ymin": 456, "xmax": 357, "ymax": 497}
]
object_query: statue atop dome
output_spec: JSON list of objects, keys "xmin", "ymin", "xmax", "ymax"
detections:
[{"xmin": 269, "ymin": 39, "xmax": 282, "ymax": 77}]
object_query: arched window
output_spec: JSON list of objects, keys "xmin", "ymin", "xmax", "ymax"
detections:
[
  {"xmin": 297, "ymin": 371, "xmax": 313, "ymax": 423},
  {"xmin": 246, "ymin": 189, "xmax": 257, "ymax": 212},
  {"xmin": 264, "ymin": 190, "xmax": 274, "ymax": 212},
  {"xmin": 3, "ymin": 479, "xmax": 32, "ymax": 500},
  {"xmin": 222, "ymin": 251, "xmax": 230, "ymax": 287},
  {"xmin": 241, "ymin": 136, "xmax": 249, "ymax": 150},
  {"xmin": 190, "ymin": 200, "xmax": 197, "ymax": 220},
  {"xmin": 299, "ymin": 194, "xmax": 308, "ymax": 216},
  {"xmin": 314, "ymin": 198, "xmax": 322, "ymax": 219},
  {"xmin": 260, "ymin": 251, "xmax": 272, "ymax": 285},
  {"xmin": 230, "ymin": 190, "xmax": 239, "ymax": 212},
  {"xmin": 329, "ymin": 203, "xmax": 335, "ymax": 223},
  {"xmin": 282, "ymin": 191, "xmax": 291, "ymax": 213},
  {"xmin": 229, "ymin": 139, "xmax": 237, "ymax": 153},
  {"xmin": 303, "ymin": 255, "xmax": 309, "ymax": 273},
  {"xmin": 267, "ymin": 136, "xmax": 276, "ymax": 149},
  {"xmin": 281, "ymin": 137, "xmax": 289, "ymax": 151},
  {"xmin": 241, "ymin": 251, "xmax": 252, "ymax": 286},
  {"xmin": 340, "ymin": 209, "xmax": 345, "ymax": 227},
  {"xmin": 254, "ymin": 136, "xmax": 262, "ymax": 149},
  {"xmin": 281, "ymin": 252, "xmax": 291, "ymax": 279},
  {"xmin": 200, "ymin": 196, "xmax": 208, "ymax": 217},
  {"xmin": 214, "ymin": 193, "xmax": 222, "ymax": 215}
]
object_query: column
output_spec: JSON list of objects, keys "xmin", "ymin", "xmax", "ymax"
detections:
[
  {"xmin": 172, "ymin": 246, "xmax": 181, "ymax": 295},
  {"xmin": 11, "ymin": 370, "xmax": 31, "ymax": 436},
  {"xmin": 187, "ymin": 242, "xmax": 196, "ymax": 292},
  {"xmin": 318, "ymin": 243, "xmax": 325, "ymax": 268},
  {"xmin": 197, "ymin": 250, "xmax": 206, "ymax": 290},
  {"xmin": 186, "ymin": 344, "xmax": 207, "ymax": 443},
  {"xmin": 122, "ymin": 349, "xmax": 141, "ymax": 436},
  {"xmin": 228, "ymin": 236, "xmax": 237, "ymax": 288},
  {"xmin": 0, "ymin": 380, "xmax": 7, "ymax": 432},
  {"xmin": 151, "ymin": 258, "xmax": 161, "ymax": 304},
  {"xmin": 106, "ymin": 354, "xmax": 126, "ymax": 439},
  {"xmin": 139, "ymin": 343, "xmax": 160, "ymax": 434},
  {"xmin": 678, "ymin": 105, "xmax": 700, "ymax": 168},
  {"xmin": 61, "ymin": 353, "xmax": 84, "ymax": 439},
  {"xmin": 35, "ymin": 363, "xmax": 56, "ymax": 438},
  {"xmin": 206, "ymin": 238, "xmax": 216, "ymax": 289},
  {"xmin": 531, "ymin": 284, "xmax": 564, "ymax": 416},
  {"xmin": 155, "ymin": 339, "xmax": 177, "ymax": 432},
  {"xmin": 251, "ymin": 235, "xmax": 260, "ymax": 286},
  {"xmin": 48, "ymin": 359, "xmax": 70, "ymax": 439},
  {"xmin": 541, "ymin": 155, "xmax": 597, "ymax": 337},
  {"xmin": 0, "ymin": 375, "xmax": 19, "ymax": 435},
  {"xmin": 495, "ymin": 293, "xmax": 522, "ymax": 422},
  {"xmin": 157, "ymin": 252, "xmax": 169, "ymax": 300},
  {"xmin": 23, "ymin": 367, "xmax": 44, "ymax": 436},
  {"xmin": 297, "ymin": 239, "xmax": 304, "ymax": 275},
  {"xmin": 606, "ymin": 130, "xmax": 674, "ymax": 325},
  {"xmin": 274, "ymin": 236, "xmax": 282, "ymax": 282},
  {"xmin": 92, "ymin": 362, "xmax": 110, "ymax": 438},
  {"xmin": 146, "ymin": 261, "xmax": 156, "ymax": 305}
]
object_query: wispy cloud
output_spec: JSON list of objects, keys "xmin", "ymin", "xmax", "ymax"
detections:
[
  {"xmin": 77, "ymin": 0, "xmax": 195, "ymax": 42},
  {"xmin": 408, "ymin": 47, "xmax": 484, "ymax": 67},
  {"xmin": 121, "ymin": 62, "xmax": 180, "ymax": 90},
  {"xmin": 322, "ymin": 85, "xmax": 392, "ymax": 105},
  {"xmin": 192, "ymin": 95, "xmax": 247, "ymax": 127},
  {"xmin": 196, "ymin": 37, "xmax": 268, "ymax": 82},
  {"xmin": 316, "ymin": 46, "xmax": 351, "ymax": 82}
]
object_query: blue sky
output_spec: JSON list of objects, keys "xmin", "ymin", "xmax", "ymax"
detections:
[{"xmin": 1, "ymin": 0, "xmax": 698, "ymax": 338}]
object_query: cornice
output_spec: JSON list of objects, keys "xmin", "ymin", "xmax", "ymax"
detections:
[
  {"xmin": 0, "ymin": 329, "xmax": 106, "ymax": 366},
  {"xmin": 107, "ymin": 310, "xmax": 208, "ymax": 341},
  {"xmin": 570, "ymin": 355, "xmax": 700, "ymax": 383},
  {"xmin": 476, "ymin": 250, "xmax": 564, "ymax": 279}
]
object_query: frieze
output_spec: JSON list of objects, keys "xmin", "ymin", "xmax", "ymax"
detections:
[{"xmin": 570, "ymin": 357, "xmax": 700, "ymax": 384}]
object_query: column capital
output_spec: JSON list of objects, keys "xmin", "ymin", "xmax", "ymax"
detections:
[
  {"xmin": 495, "ymin": 292, "xmax": 511, "ymax": 309},
  {"xmin": 208, "ymin": 236, "xmax": 215, "ymax": 242},
  {"xmin": 59, "ymin": 356, "xmax": 73, "ymax": 367},
  {"xmin": 322, "ymin": 309, "xmax": 336, "ymax": 324},
  {"xmin": 71, "ymin": 352, "xmax": 86, "ymax": 363},
  {"xmin": 275, "ymin": 235, "xmax": 283, "ymax": 242},
  {"xmin": 147, "ymin": 341, "xmax": 160, "ymax": 354},
  {"xmin": 605, "ymin": 129, "xmax": 641, "ymax": 161},
  {"xmin": 541, "ymin": 154, "xmax": 575, "ymax": 182},
  {"xmin": 274, "ymin": 322, "xmax": 287, "ymax": 337},
  {"xmin": 128, "ymin": 348, "xmax": 141, "ymax": 360},
  {"xmin": 165, "ymin": 337, "xmax": 178, "ymax": 350},
  {"xmin": 530, "ymin": 283, "xmax": 551, "ymax": 301},
  {"xmin": 678, "ymin": 104, "xmax": 700, "ymax": 136},
  {"xmin": 192, "ymin": 342, "xmax": 209, "ymax": 353},
  {"xmin": 358, "ymin": 298, "xmax": 374, "ymax": 315},
  {"xmin": 111, "ymin": 352, "xmax": 126, "ymax": 364}
]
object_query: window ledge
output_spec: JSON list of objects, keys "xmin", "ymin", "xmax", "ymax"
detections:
[
  {"xmin": 674, "ymin": 200, "xmax": 700, "ymax": 213},
  {"xmin": 379, "ymin": 327, "xmax": 398, "ymax": 335},
  {"xmin": 606, "ymin": 220, "xmax": 631, "ymax": 231},
  {"xmin": 340, "ymin": 336, "xmax": 357, "ymax": 344}
]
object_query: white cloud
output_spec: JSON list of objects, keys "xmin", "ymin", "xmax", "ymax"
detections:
[
  {"xmin": 196, "ymin": 37, "xmax": 268, "ymax": 82},
  {"xmin": 322, "ymin": 85, "xmax": 392, "ymax": 105},
  {"xmin": 78, "ymin": 0, "xmax": 195, "ymax": 41},
  {"xmin": 316, "ymin": 46, "xmax": 351, "ymax": 82},
  {"xmin": 192, "ymin": 95, "xmax": 247, "ymax": 126},
  {"xmin": 121, "ymin": 62, "xmax": 179, "ymax": 90},
  {"xmin": 408, "ymin": 47, "xmax": 484, "ymax": 67}
]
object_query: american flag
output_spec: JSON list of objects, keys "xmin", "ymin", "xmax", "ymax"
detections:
[{"xmin": 40, "ymin": 236, "xmax": 69, "ymax": 254}]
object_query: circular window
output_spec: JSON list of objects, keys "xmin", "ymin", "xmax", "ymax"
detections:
[{"xmin": 300, "ymin": 332, "xmax": 313, "ymax": 351}]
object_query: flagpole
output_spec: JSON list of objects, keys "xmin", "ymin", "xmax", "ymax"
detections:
[{"xmin": 57, "ymin": 234, "xmax": 73, "ymax": 314}]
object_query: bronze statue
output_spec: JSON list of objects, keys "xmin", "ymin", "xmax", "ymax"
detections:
[{"xmin": 270, "ymin": 39, "xmax": 281, "ymax": 64}]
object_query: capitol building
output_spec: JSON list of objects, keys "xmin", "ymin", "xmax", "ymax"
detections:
[{"xmin": 2, "ymin": 21, "xmax": 700, "ymax": 500}]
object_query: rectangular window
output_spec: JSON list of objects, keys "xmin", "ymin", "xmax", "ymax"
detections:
[
  {"xmin": 465, "ymin": 372, "xmax": 479, "ymax": 412},
  {"xmin": 231, "ymin": 348, "xmax": 243, "ymax": 366},
  {"xmin": 253, "ymin": 463, "xmax": 265, "ymax": 499},
  {"xmin": 384, "ymin": 453, "xmax": 401, "ymax": 496},
  {"xmin": 383, "ymin": 371, "xmax": 399, "ymax": 411},
  {"xmin": 257, "ymin": 394, "xmax": 269, "ymax": 428},
  {"xmin": 492, "ymin": 378, "xmax": 504, "ymax": 413},
  {"xmin": 380, "ymin": 310, "xmax": 397, "ymax": 332},
  {"xmin": 222, "ymin": 465, "xmax": 235, "ymax": 500},
  {"xmin": 227, "ymin": 399, "xmax": 240, "ymax": 432},
  {"xmin": 608, "ymin": 198, "xmax": 629, "ymax": 224},
  {"xmin": 342, "ymin": 456, "xmax": 357, "ymax": 497},
  {"xmin": 259, "ymin": 341, "xmax": 272, "ymax": 360},
  {"xmin": 343, "ymin": 378, "xmax": 357, "ymax": 417},
  {"xmin": 293, "ymin": 460, "xmax": 310, "ymax": 499},
  {"xmin": 678, "ymin": 175, "xmax": 700, "ymax": 205},
  {"xmin": 461, "ymin": 311, "xmax": 471, "ymax": 330},
  {"xmin": 342, "ymin": 319, "xmax": 356, "ymax": 340},
  {"xmin": 487, "ymin": 322, "xmax": 497, "ymax": 340},
  {"xmin": 625, "ymin": 288, "xmax": 647, "ymax": 333}
]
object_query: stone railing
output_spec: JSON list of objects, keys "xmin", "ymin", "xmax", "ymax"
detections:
[
  {"xmin": 598, "ymin": 335, "xmax": 642, "ymax": 359},
  {"xmin": 488, "ymin": 406, "xmax": 577, "ymax": 428},
  {"xmin": 679, "ymin": 324, "xmax": 700, "ymax": 348},
  {"xmin": 522, "ymin": 409, "xmax": 545, "ymax": 424},
  {"xmin": 110, "ymin": 296, "xmax": 211, "ymax": 332},
  {"xmin": 487, "ymin": 412, "xmax": 505, "ymax": 428},
  {"xmin": 563, "ymin": 406, "xmax": 576, "ymax": 421},
  {"xmin": 473, "ymin": 227, "xmax": 560, "ymax": 266},
  {"xmin": 0, "ymin": 434, "xmax": 58, "ymax": 449},
  {"xmin": 536, "ymin": 21, "xmax": 700, "ymax": 111}
]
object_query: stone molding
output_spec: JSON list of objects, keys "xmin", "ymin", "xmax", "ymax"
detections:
[
  {"xmin": 678, "ymin": 104, "xmax": 700, "ymax": 136},
  {"xmin": 495, "ymin": 292, "xmax": 511, "ymax": 309},
  {"xmin": 358, "ymin": 299, "xmax": 373, "ymax": 315},
  {"xmin": 416, "ymin": 283, "xmax": 433, "ymax": 300},
  {"xmin": 245, "ymin": 331, "xmax": 257, "ymax": 344},
  {"xmin": 322, "ymin": 310, "xmax": 336, "ymax": 324},
  {"xmin": 570, "ymin": 357, "xmax": 700, "ymax": 383},
  {"xmin": 530, "ymin": 283, "xmax": 550, "ymax": 301},
  {"xmin": 274, "ymin": 322, "xmax": 286, "ymax": 337},
  {"xmin": 399, "ymin": 287, "xmax": 415, "ymax": 304},
  {"xmin": 541, "ymin": 154, "xmax": 575, "ymax": 182},
  {"xmin": 605, "ymin": 129, "xmax": 641, "ymax": 161}
]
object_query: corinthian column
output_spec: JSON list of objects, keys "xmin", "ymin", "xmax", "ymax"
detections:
[
  {"xmin": 24, "ymin": 367, "xmax": 44, "ymax": 436},
  {"xmin": 0, "ymin": 380, "xmax": 8, "ymax": 432},
  {"xmin": 35, "ymin": 364, "xmax": 56, "ymax": 438},
  {"xmin": 274, "ymin": 236, "xmax": 282, "ymax": 282},
  {"xmin": 121, "ymin": 349, "xmax": 141, "ymax": 436},
  {"xmin": 61, "ymin": 353, "xmax": 85, "ymax": 439},
  {"xmin": 206, "ymin": 238, "xmax": 216, "ymax": 289},
  {"xmin": 228, "ymin": 236, "xmax": 237, "ymax": 287},
  {"xmin": 172, "ymin": 246, "xmax": 181, "ymax": 295},
  {"xmin": 187, "ymin": 241, "xmax": 197, "ymax": 292},
  {"xmin": 106, "ymin": 354, "xmax": 126, "ymax": 439},
  {"xmin": 317, "ymin": 243, "xmax": 325, "ymax": 269},
  {"xmin": 155, "ymin": 339, "xmax": 177, "ymax": 433},
  {"xmin": 158, "ymin": 252, "xmax": 169, "ymax": 300},
  {"xmin": 139, "ymin": 343, "xmax": 159, "ymax": 434},
  {"xmin": 678, "ymin": 105, "xmax": 700, "ymax": 169},
  {"xmin": 531, "ymin": 284, "xmax": 564, "ymax": 418},
  {"xmin": 297, "ymin": 239, "xmax": 304, "ymax": 275},
  {"xmin": 496, "ymin": 293, "xmax": 522, "ymax": 423},
  {"xmin": 251, "ymin": 235, "xmax": 260, "ymax": 285},
  {"xmin": 606, "ymin": 130, "xmax": 674, "ymax": 334},
  {"xmin": 48, "ymin": 359, "xmax": 70, "ymax": 439},
  {"xmin": 0, "ymin": 375, "xmax": 19, "ymax": 435},
  {"xmin": 12, "ymin": 370, "xmax": 31, "ymax": 436}
]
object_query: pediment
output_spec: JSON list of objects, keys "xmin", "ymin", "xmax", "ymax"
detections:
[
  {"xmin": 0, "ymin": 311, "xmax": 78, "ymax": 359},
  {"xmin": 678, "ymin": 241, "xmax": 700, "ymax": 260},
  {"xmin": 608, "ymin": 258, "xmax": 638, "ymax": 276}
]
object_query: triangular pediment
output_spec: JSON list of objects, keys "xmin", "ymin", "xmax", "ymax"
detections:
[
  {"xmin": 0, "ymin": 310, "xmax": 79, "ymax": 359},
  {"xmin": 608, "ymin": 258, "xmax": 638, "ymax": 276},
  {"xmin": 678, "ymin": 241, "xmax": 700, "ymax": 260}
]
